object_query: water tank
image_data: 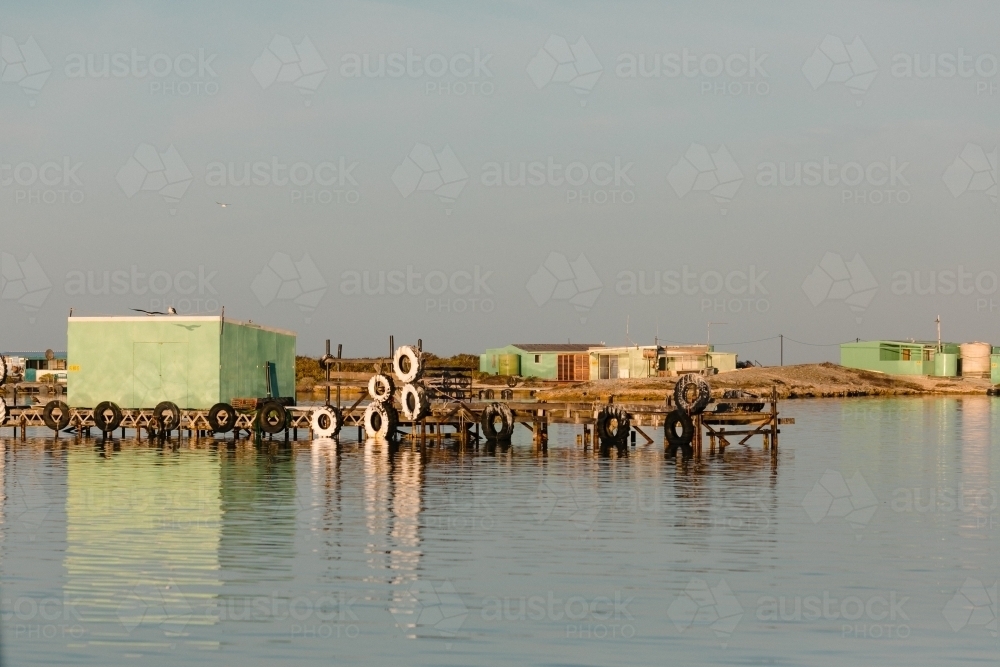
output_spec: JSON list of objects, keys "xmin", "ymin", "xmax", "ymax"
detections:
[
  {"xmin": 959, "ymin": 342, "xmax": 991, "ymax": 378},
  {"xmin": 497, "ymin": 353, "xmax": 520, "ymax": 376},
  {"xmin": 934, "ymin": 352, "xmax": 957, "ymax": 377}
]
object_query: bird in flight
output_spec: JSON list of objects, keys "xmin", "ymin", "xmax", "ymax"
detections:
[{"xmin": 217, "ymin": 202, "xmax": 229, "ymax": 208}]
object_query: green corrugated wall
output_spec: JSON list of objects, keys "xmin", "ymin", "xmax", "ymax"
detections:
[
  {"xmin": 67, "ymin": 317, "xmax": 295, "ymax": 409},
  {"xmin": 219, "ymin": 321, "xmax": 295, "ymax": 404}
]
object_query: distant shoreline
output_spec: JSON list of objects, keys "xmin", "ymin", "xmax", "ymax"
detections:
[{"xmin": 532, "ymin": 363, "xmax": 996, "ymax": 402}]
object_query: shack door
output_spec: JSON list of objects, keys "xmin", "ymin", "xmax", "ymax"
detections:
[
  {"xmin": 133, "ymin": 343, "xmax": 189, "ymax": 408},
  {"xmin": 557, "ymin": 355, "xmax": 572, "ymax": 381}
]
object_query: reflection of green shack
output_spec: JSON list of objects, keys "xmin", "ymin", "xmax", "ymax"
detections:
[
  {"xmin": 219, "ymin": 449, "xmax": 296, "ymax": 575},
  {"xmin": 63, "ymin": 449, "xmax": 222, "ymax": 632},
  {"xmin": 67, "ymin": 315, "xmax": 295, "ymax": 409}
]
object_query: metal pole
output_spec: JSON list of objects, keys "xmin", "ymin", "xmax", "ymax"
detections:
[
  {"xmin": 336, "ymin": 344, "xmax": 342, "ymax": 408},
  {"xmin": 325, "ymin": 339, "xmax": 331, "ymax": 406},
  {"xmin": 780, "ymin": 334, "xmax": 783, "ymax": 366}
]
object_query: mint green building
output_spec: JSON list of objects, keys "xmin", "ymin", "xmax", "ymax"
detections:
[
  {"xmin": 67, "ymin": 315, "xmax": 296, "ymax": 409},
  {"xmin": 480, "ymin": 344, "xmax": 601, "ymax": 381},
  {"xmin": 840, "ymin": 340, "xmax": 959, "ymax": 377}
]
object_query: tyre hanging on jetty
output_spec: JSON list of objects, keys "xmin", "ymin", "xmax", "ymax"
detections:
[
  {"xmin": 393, "ymin": 345, "xmax": 423, "ymax": 384},
  {"xmin": 368, "ymin": 373, "xmax": 395, "ymax": 403},
  {"xmin": 364, "ymin": 401, "xmax": 398, "ymax": 439},
  {"xmin": 152, "ymin": 401, "xmax": 182, "ymax": 435},
  {"xmin": 92, "ymin": 401, "xmax": 123, "ymax": 434},
  {"xmin": 0, "ymin": 356, "xmax": 7, "ymax": 386},
  {"xmin": 664, "ymin": 410, "xmax": 695, "ymax": 459},
  {"xmin": 257, "ymin": 401, "xmax": 288, "ymax": 435},
  {"xmin": 42, "ymin": 400, "xmax": 71, "ymax": 431},
  {"xmin": 596, "ymin": 405, "xmax": 631, "ymax": 447},
  {"xmin": 0, "ymin": 397, "xmax": 7, "ymax": 425},
  {"xmin": 480, "ymin": 402, "xmax": 514, "ymax": 440},
  {"xmin": 674, "ymin": 374, "xmax": 711, "ymax": 414},
  {"xmin": 208, "ymin": 403, "xmax": 238, "ymax": 433},
  {"xmin": 310, "ymin": 405, "xmax": 343, "ymax": 438},
  {"xmin": 399, "ymin": 384, "xmax": 429, "ymax": 421}
]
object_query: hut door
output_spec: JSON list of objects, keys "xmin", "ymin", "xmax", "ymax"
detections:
[{"xmin": 133, "ymin": 343, "xmax": 188, "ymax": 408}]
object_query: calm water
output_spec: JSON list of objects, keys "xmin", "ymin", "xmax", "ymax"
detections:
[{"xmin": 1, "ymin": 397, "xmax": 997, "ymax": 666}]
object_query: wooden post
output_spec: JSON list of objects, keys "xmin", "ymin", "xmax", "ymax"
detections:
[{"xmin": 770, "ymin": 385, "xmax": 778, "ymax": 455}]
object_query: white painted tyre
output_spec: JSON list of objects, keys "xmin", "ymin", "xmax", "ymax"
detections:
[
  {"xmin": 400, "ymin": 384, "xmax": 428, "ymax": 421},
  {"xmin": 0, "ymin": 396, "xmax": 6, "ymax": 425},
  {"xmin": 0, "ymin": 356, "xmax": 7, "ymax": 385},
  {"xmin": 368, "ymin": 374, "xmax": 395, "ymax": 403},
  {"xmin": 393, "ymin": 345, "xmax": 423, "ymax": 384},
  {"xmin": 311, "ymin": 406, "xmax": 342, "ymax": 438},
  {"xmin": 364, "ymin": 401, "xmax": 397, "ymax": 439}
]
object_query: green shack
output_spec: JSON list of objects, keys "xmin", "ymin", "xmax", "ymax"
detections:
[
  {"xmin": 479, "ymin": 343, "xmax": 603, "ymax": 381},
  {"xmin": 67, "ymin": 315, "xmax": 296, "ymax": 409},
  {"xmin": 840, "ymin": 340, "xmax": 959, "ymax": 377}
]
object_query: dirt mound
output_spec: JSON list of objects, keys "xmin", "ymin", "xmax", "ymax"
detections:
[{"xmin": 535, "ymin": 363, "xmax": 994, "ymax": 402}]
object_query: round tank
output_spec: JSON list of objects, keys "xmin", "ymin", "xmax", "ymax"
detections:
[
  {"xmin": 934, "ymin": 352, "xmax": 958, "ymax": 377},
  {"xmin": 497, "ymin": 353, "xmax": 520, "ymax": 376},
  {"xmin": 959, "ymin": 342, "xmax": 991, "ymax": 378}
]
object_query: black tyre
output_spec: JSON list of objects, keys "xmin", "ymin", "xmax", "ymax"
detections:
[
  {"xmin": 153, "ymin": 401, "xmax": 182, "ymax": 433},
  {"xmin": 674, "ymin": 374, "xmax": 711, "ymax": 414},
  {"xmin": 484, "ymin": 388, "xmax": 495, "ymax": 400},
  {"xmin": 664, "ymin": 409, "xmax": 695, "ymax": 450},
  {"xmin": 479, "ymin": 402, "xmax": 513, "ymax": 440},
  {"xmin": 505, "ymin": 376, "xmax": 518, "ymax": 388},
  {"xmin": 92, "ymin": 401, "xmax": 123, "ymax": 433},
  {"xmin": 42, "ymin": 400, "xmax": 71, "ymax": 431},
  {"xmin": 596, "ymin": 405, "xmax": 631, "ymax": 444},
  {"xmin": 208, "ymin": 402, "xmax": 237, "ymax": 433},
  {"xmin": 258, "ymin": 401, "xmax": 287, "ymax": 434}
]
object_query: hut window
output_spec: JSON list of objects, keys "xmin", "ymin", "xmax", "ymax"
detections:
[{"xmin": 534, "ymin": 355, "xmax": 540, "ymax": 363}]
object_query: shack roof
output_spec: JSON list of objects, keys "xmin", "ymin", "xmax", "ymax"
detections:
[
  {"xmin": 68, "ymin": 315, "xmax": 296, "ymax": 338},
  {"xmin": 511, "ymin": 343, "xmax": 604, "ymax": 353}
]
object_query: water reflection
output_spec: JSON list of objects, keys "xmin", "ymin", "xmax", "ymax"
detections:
[
  {"xmin": 1, "ymin": 398, "xmax": 997, "ymax": 666},
  {"xmin": 62, "ymin": 445, "xmax": 221, "ymax": 649}
]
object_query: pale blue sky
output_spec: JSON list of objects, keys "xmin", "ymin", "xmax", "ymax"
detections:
[{"xmin": 1, "ymin": 1, "xmax": 998, "ymax": 359}]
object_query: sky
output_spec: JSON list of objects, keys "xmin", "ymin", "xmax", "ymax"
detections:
[{"xmin": 1, "ymin": 0, "xmax": 998, "ymax": 361}]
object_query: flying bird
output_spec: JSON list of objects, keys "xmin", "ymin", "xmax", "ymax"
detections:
[{"xmin": 217, "ymin": 202, "xmax": 229, "ymax": 208}]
